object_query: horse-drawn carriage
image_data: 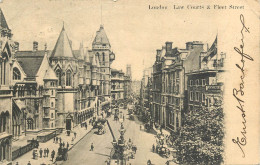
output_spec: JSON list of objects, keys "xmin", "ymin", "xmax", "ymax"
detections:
[
  {"xmin": 93, "ymin": 118, "xmax": 107, "ymax": 129},
  {"xmin": 157, "ymin": 145, "xmax": 170, "ymax": 158},
  {"xmin": 144, "ymin": 123, "xmax": 152, "ymax": 131},
  {"xmin": 97, "ymin": 124, "xmax": 106, "ymax": 135}
]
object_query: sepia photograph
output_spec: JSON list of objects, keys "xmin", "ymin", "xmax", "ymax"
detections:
[{"xmin": 0, "ymin": 0, "xmax": 259, "ymax": 164}]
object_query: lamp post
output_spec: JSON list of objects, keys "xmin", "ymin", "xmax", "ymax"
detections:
[{"xmin": 24, "ymin": 111, "xmax": 27, "ymax": 136}]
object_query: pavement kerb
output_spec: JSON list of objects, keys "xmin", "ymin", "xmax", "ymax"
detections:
[
  {"xmin": 52, "ymin": 126, "xmax": 94, "ymax": 164},
  {"xmin": 68, "ymin": 127, "xmax": 94, "ymax": 152}
]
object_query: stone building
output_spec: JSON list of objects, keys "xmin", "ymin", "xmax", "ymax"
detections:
[
  {"xmin": 111, "ymin": 69, "xmax": 125, "ymax": 102},
  {"xmin": 186, "ymin": 37, "xmax": 225, "ymax": 113},
  {"xmin": 151, "ymin": 40, "xmax": 205, "ymax": 132},
  {"xmin": 0, "ymin": 8, "xmax": 15, "ymax": 163}
]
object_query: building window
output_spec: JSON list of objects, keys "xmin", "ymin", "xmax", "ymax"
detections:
[
  {"xmin": 51, "ymin": 90, "xmax": 54, "ymax": 96},
  {"xmin": 51, "ymin": 123, "xmax": 54, "ymax": 128},
  {"xmin": 102, "ymin": 52, "xmax": 105, "ymax": 63},
  {"xmin": 51, "ymin": 102, "xmax": 54, "ymax": 107},
  {"xmin": 202, "ymin": 93, "xmax": 206, "ymax": 102},
  {"xmin": 196, "ymin": 79, "xmax": 199, "ymax": 86},
  {"xmin": 202, "ymin": 79, "xmax": 206, "ymax": 86},
  {"xmin": 0, "ymin": 112, "xmax": 9, "ymax": 133},
  {"xmin": 176, "ymin": 98, "xmax": 179, "ymax": 106},
  {"xmin": 51, "ymin": 113, "xmax": 54, "ymax": 118},
  {"xmin": 0, "ymin": 59, "xmax": 6, "ymax": 85},
  {"xmin": 56, "ymin": 70, "xmax": 62, "ymax": 86},
  {"xmin": 176, "ymin": 71, "xmax": 179, "ymax": 79},
  {"xmin": 190, "ymin": 80, "xmax": 193, "ymax": 86},
  {"xmin": 190, "ymin": 91, "xmax": 193, "ymax": 101},
  {"xmin": 176, "ymin": 84, "xmax": 179, "ymax": 94},
  {"xmin": 13, "ymin": 67, "xmax": 21, "ymax": 80},
  {"xmin": 195, "ymin": 92, "xmax": 199, "ymax": 101},
  {"xmin": 66, "ymin": 70, "xmax": 72, "ymax": 86},
  {"xmin": 27, "ymin": 118, "xmax": 33, "ymax": 130}
]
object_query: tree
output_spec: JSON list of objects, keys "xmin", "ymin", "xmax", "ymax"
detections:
[{"xmin": 174, "ymin": 105, "xmax": 224, "ymax": 165}]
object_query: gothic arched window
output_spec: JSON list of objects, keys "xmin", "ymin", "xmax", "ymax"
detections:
[
  {"xmin": 102, "ymin": 52, "xmax": 105, "ymax": 62},
  {"xmin": 66, "ymin": 70, "xmax": 72, "ymax": 86},
  {"xmin": 56, "ymin": 69, "xmax": 61, "ymax": 86},
  {"xmin": 13, "ymin": 67, "xmax": 21, "ymax": 80}
]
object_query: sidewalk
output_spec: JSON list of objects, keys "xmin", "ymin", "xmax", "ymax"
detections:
[{"xmin": 13, "ymin": 118, "xmax": 94, "ymax": 165}]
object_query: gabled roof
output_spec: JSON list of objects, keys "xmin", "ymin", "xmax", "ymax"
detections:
[
  {"xmin": 15, "ymin": 51, "xmax": 47, "ymax": 77},
  {"xmin": 44, "ymin": 66, "xmax": 58, "ymax": 80},
  {"xmin": 51, "ymin": 26, "xmax": 75, "ymax": 58},
  {"xmin": 0, "ymin": 8, "xmax": 9, "ymax": 30},
  {"xmin": 92, "ymin": 25, "xmax": 110, "ymax": 46}
]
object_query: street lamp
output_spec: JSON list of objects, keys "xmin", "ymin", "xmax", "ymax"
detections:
[{"xmin": 24, "ymin": 111, "xmax": 27, "ymax": 136}]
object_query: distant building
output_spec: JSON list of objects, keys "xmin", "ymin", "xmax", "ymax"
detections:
[
  {"xmin": 111, "ymin": 69, "xmax": 125, "ymax": 101},
  {"xmin": 131, "ymin": 80, "xmax": 141, "ymax": 96}
]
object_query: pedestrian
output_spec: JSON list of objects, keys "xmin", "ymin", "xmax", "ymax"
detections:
[
  {"xmin": 53, "ymin": 137, "xmax": 55, "ymax": 143},
  {"xmin": 16, "ymin": 162, "xmax": 19, "ymax": 165},
  {"xmin": 46, "ymin": 148, "xmax": 49, "ymax": 157},
  {"xmin": 59, "ymin": 137, "xmax": 62, "ymax": 144},
  {"xmin": 67, "ymin": 142, "xmax": 69, "ymax": 149},
  {"xmin": 74, "ymin": 132, "xmax": 77, "ymax": 138},
  {"xmin": 140, "ymin": 125, "xmax": 142, "ymax": 130},
  {"xmin": 51, "ymin": 150, "xmax": 55, "ymax": 162},
  {"xmin": 44, "ymin": 148, "xmax": 47, "ymax": 157},
  {"xmin": 90, "ymin": 143, "xmax": 94, "ymax": 151},
  {"xmin": 147, "ymin": 159, "xmax": 151, "ymax": 165},
  {"xmin": 152, "ymin": 144, "xmax": 155, "ymax": 153},
  {"xmin": 27, "ymin": 161, "xmax": 31, "ymax": 165},
  {"xmin": 32, "ymin": 150, "xmax": 35, "ymax": 159},
  {"xmin": 39, "ymin": 148, "xmax": 43, "ymax": 158},
  {"xmin": 63, "ymin": 142, "xmax": 65, "ymax": 148},
  {"xmin": 85, "ymin": 123, "xmax": 88, "ymax": 130},
  {"xmin": 56, "ymin": 137, "xmax": 58, "ymax": 144}
]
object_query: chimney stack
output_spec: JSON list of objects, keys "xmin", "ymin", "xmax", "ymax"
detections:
[
  {"xmin": 33, "ymin": 41, "xmax": 38, "ymax": 51},
  {"xmin": 186, "ymin": 42, "xmax": 193, "ymax": 50},
  {"xmin": 14, "ymin": 42, "xmax": 19, "ymax": 52},
  {"xmin": 165, "ymin": 42, "xmax": 173, "ymax": 53}
]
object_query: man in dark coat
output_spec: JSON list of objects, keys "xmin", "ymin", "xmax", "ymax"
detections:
[
  {"xmin": 90, "ymin": 143, "xmax": 94, "ymax": 151},
  {"xmin": 51, "ymin": 150, "xmax": 55, "ymax": 162},
  {"xmin": 39, "ymin": 148, "xmax": 43, "ymax": 158},
  {"xmin": 46, "ymin": 148, "xmax": 49, "ymax": 157}
]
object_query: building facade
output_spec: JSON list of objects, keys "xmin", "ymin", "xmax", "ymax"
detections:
[
  {"xmin": 186, "ymin": 38, "xmax": 225, "ymax": 113},
  {"xmin": 0, "ymin": 8, "xmax": 14, "ymax": 163},
  {"xmin": 0, "ymin": 6, "xmax": 116, "ymax": 161}
]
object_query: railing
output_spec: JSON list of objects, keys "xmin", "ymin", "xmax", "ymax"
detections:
[
  {"xmin": 37, "ymin": 131, "xmax": 56, "ymax": 143},
  {"xmin": 12, "ymin": 140, "xmax": 38, "ymax": 160}
]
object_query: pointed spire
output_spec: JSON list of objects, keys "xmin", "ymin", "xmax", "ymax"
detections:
[
  {"xmin": 44, "ymin": 66, "xmax": 58, "ymax": 80},
  {"xmin": 51, "ymin": 24, "xmax": 75, "ymax": 58},
  {"xmin": 92, "ymin": 25, "xmax": 110, "ymax": 46},
  {"xmin": 0, "ymin": 8, "xmax": 10, "ymax": 30}
]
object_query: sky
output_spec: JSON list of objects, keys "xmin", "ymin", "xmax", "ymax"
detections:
[{"xmin": 0, "ymin": 0, "xmax": 222, "ymax": 80}]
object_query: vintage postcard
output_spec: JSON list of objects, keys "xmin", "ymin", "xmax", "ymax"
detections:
[{"xmin": 0, "ymin": 0, "xmax": 259, "ymax": 164}]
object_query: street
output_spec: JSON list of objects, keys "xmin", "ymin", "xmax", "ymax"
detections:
[{"xmin": 60, "ymin": 108, "xmax": 171, "ymax": 165}]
